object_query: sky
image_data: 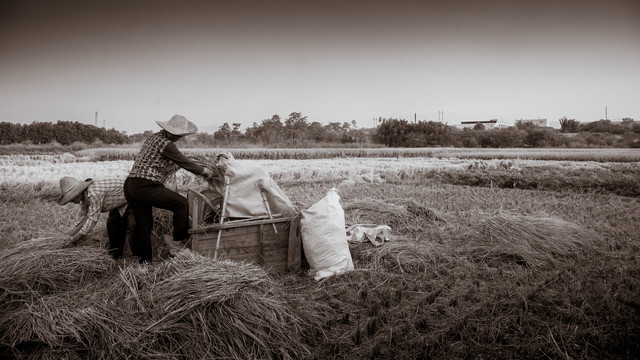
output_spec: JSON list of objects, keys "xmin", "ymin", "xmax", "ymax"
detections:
[{"xmin": 1, "ymin": 0, "xmax": 639, "ymax": 135}]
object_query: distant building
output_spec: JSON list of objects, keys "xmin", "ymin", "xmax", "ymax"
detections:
[
  {"xmin": 515, "ymin": 118, "xmax": 548, "ymax": 127},
  {"xmin": 456, "ymin": 119, "xmax": 512, "ymax": 129}
]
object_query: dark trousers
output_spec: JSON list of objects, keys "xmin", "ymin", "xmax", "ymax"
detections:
[
  {"xmin": 106, "ymin": 207, "xmax": 131, "ymax": 259},
  {"xmin": 123, "ymin": 177, "xmax": 189, "ymax": 263}
]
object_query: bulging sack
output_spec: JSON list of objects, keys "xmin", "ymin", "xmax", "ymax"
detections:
[{"xmin": 301, "ymin": 189, "xmax": 354, "ymax": 280}]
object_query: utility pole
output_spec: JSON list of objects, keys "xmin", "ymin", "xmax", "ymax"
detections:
[
  {"xmin": 95, "ymin": 112, "xmax": 98, "ymax": 126},
  {"xmin": 103, "ymin": 119, "xmax": 105, "ymax": 128},
  {"xmin": 414, "ymin": 113, "xmax": 417, "ymax": 123},
  {"xmin": 605, "ymin": 106, "xmax": 608, "ymax": 120}
]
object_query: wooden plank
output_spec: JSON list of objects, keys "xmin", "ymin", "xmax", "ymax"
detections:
[
  {"xmin": 287, "ymin": 215, "xmax": 302, "ymax": 271},
  {"xmin": 226, "ymin": 245, "xmax": 262, "ymax": 257},
  {"xmin": 224, "ymin": 248, "xmax": 288, "ymax": 264},
  {"xmin": 189, "ymin": 217, "xmax": 292, "ymax": 234},
  {"xmin": 258, "ymin": 224, "xmax": 264, "ymax": 265},
  {"xmin": 192, "ymin": 247, "xmax": 288, "ymax": 273},
  {"xmin": 218, "ymin": 233, "xmax": 261, "ymax": 248},
  {"xmin": 194, "ymin": 230, "xmax": 288, "ymax": 251},
  {"xmin": 203, "ymin": 225, "xmax": 261, "ymax": 238}
]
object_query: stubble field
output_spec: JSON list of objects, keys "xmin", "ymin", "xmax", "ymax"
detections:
[{"xmin": 1, "ymin": 147, "xmax": 639, "ymax": 359}]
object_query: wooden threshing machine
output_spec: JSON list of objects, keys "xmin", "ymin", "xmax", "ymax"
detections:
[{"xmin": 186, "ymin": 160, "xmax": 302, "ymax": 273}]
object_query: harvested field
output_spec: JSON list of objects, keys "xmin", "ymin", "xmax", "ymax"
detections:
[{"xmin": 1, "ymin": 148, "xmax": 639, "ymax": 359}]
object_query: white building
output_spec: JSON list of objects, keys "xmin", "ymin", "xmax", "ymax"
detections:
[
  {"xmin": 456, "ymin": 119, "xmax": 512, "ymax": 129},
  {"xmin": 515, "ymin": 118, "xmax": 548, "ymax": 127}
]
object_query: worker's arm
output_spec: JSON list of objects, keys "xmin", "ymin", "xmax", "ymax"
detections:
[
  {"xmin": 69, "ymin": 215, "xmax": 88, "ymax": 236},
  {"xmin": 71, "ymin": 192, "xmax": 101, "ymax": 242},
  {"xmin": 162, "ymin": 142, "xmax": 205, "ymax": 175}
]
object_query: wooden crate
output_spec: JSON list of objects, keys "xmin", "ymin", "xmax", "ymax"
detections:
[{"xmin": 187, "ymin": 189, "xmax": 302, "ymax": 273}]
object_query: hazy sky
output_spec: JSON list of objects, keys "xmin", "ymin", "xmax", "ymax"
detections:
[{"xmin": 1, "ymin": 0, "xmax": 639, "ymax": 134}]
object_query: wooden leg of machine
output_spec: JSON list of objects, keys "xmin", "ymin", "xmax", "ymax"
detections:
[
  {"xmin": 214, "ymin": 177, "xmax": 230, "ymax": 260},
  {"xmin": 261, "ymin": 191, "xmax": 278, "ymax": 234}
]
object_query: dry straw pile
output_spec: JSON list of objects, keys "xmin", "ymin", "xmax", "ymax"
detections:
[
  {"xmin": 0, "ymin": 237, "xmax": 320, "ymax": 359},
  {"xmin": 343, "ymin": 197, "xmax": 445, "ymax": 231},
  {"xmin": 460, "ymin": 212, "xmax": 600, "ymax": 268}
]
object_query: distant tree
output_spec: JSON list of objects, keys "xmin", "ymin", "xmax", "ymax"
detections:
[
  {"xmin": 524, "ymin": 129, "xmax": 550, "ymax": 147},
  {"xmin": 462, "ymin": 135, "xmax": 479, "ymax": 147},
  {"xmin": 231, "ymin": 123, "xmax": 243, "ymax": 141},
  {"xmin": 54, "ymin": 121, "xmax": 80, "ymax": 145},
  {"xmin": 284, "ymin": 112, "xmax": 308, "ymax": 144},
  {"xmin": 307, "ymin": 122, "xmax": 325, "ymax": 142},
  {"xmin": 480, "ymin": 128, "xmax": 525, "ymax": 148},
  {"xmin": 473, "ymin": 123, "xmax": 485, "ymax": 131},
  {"xmin": 621, "ymin": 118, "xmax": 635, "ymax": 129},
  {"xmin": 258, "ymin": 115, "xmax": 284, "ymax": 144},
  {"xmin": 515, "ymin": 121, "xmax": 536, "ymax": 132},
  {"xmin": 412, "ymin": 121, "xmax": 454, "ymax": 146},
  {"xmin": 214, "ymin": 123, "xmax": 232, "ymax": 143},
  {"xmin": 579, "ymin": 119, "xmax": 624, "ymax": 134},
  {"xmin": 375, "ymin": 119, "xmax": 410, "ymax": 147},
  {"xmin": 559, "ymin": 117, "xmax": 580, "ymax": 133},
  {"xmin": 191, "ymin": 132, "xmax": 217, "ymax": 147},
  {"xmin": 129, "ymin": 130, "xmax": 153, "ymax": 143},
  {"xmin": 325, "ymin": 122, "xmax": 343, "ymax": 132},
  {"xmin": 0, "ymin": 122, "xmax": 24, "ymax": 144}
]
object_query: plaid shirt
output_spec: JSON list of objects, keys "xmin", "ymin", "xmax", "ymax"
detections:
[
  {"xmin": 128, "ymin": 132, "xmax": 178, "ymax": 182},
  {"xmin": 77, "ymin": 179, "xmax": 127, "ymax": 237}
]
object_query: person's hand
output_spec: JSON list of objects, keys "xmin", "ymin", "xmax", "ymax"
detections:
[
  {"xmin": 63, "ymin": 234, "xmax": 77, "ymax": 248},
  {"xmin": 202, "ymin": 168, "xmax": 214, "ymax": 180}
]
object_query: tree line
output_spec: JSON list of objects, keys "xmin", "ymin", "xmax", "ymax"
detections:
[
  {"xmin": 0, "ymin": 121, "xmax": 129, "ymax": 145},
  {"xmin": 375, "ymin": 117, "xmax": 640, "ymax": 148},
  {"xmin": 197, "ymin": 112, "xmax": 373, "ymax": 147},
  {"xmin": 2, "ymin": 114, "xmax": 639, "ymax": 148}
]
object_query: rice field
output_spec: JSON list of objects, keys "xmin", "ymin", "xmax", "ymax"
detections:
[
  {"xmin": 1, "ymin": 146, "xmax": 639, "ymax": 359},
  {"xmin": 73, "ymin": 146, "xmax": 640, "ymax": 162}
]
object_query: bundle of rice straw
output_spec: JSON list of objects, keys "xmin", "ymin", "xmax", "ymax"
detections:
[
  {"xmin": 343, "ymin": 198, "xmax": 444, "ymax": 228},
  {"xmin": 0, "ymin": 236, "xmax": 116, "ymax": 297},
  {"xmin": 191, "ymin": 153, "xmax": 230, "ymax": 193},
  {"xmin": 110, "ymin": 251, "xmax": 315, "ymax": 359},
  {"xmin": 0, "ymin": 236, "xmax": 117, "ymax": 352},
  {"xmin": 460, "ymin": 212, "xmax": 598, "ymax": 268},
  {"xmin": 1, "ymin": 238, "xmax": 319, "ymax": 359}
]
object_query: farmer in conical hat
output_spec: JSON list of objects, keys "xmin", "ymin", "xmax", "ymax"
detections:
[
  {"xmin": 124, "ymin": 114, "xmax": 215, "ymax": 263},
  {"xmin": 58, "ymin": 176, "xmax": 131, "ymax": 259}
]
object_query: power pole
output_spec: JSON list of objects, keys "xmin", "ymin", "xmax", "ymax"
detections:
[
  {"xmin": 95, "ymin": 112, "xmax": 98, "ymax": 126},
  {"xmin": 605, "ymin": 106, "xmax": 608, "ymax": 120}
]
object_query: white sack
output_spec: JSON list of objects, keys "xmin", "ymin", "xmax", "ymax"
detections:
[
  {"xmin": 223, "ymin": 159, "xmax": 297, "ymax": 218},
  {"xmin": 301, "ymin": 189, "xmax": 354, "ymax": 281}
]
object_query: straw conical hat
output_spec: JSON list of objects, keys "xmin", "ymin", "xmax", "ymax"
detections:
[
  {"xmin": 155, "ymin": 114, "xmax": 198, "ymax": 136},
  {"xmin": 58, "ymin": 177, "xmax": 93, "ymax": 205}
]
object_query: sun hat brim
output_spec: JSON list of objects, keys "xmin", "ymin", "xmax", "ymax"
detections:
[
  {"xmin": 156, "ymin": 115, "xmax": 198, "ymax": 136},
  {"xmin": 58, "ymin": 179, "xmax": 93, "ymax": 205}
]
